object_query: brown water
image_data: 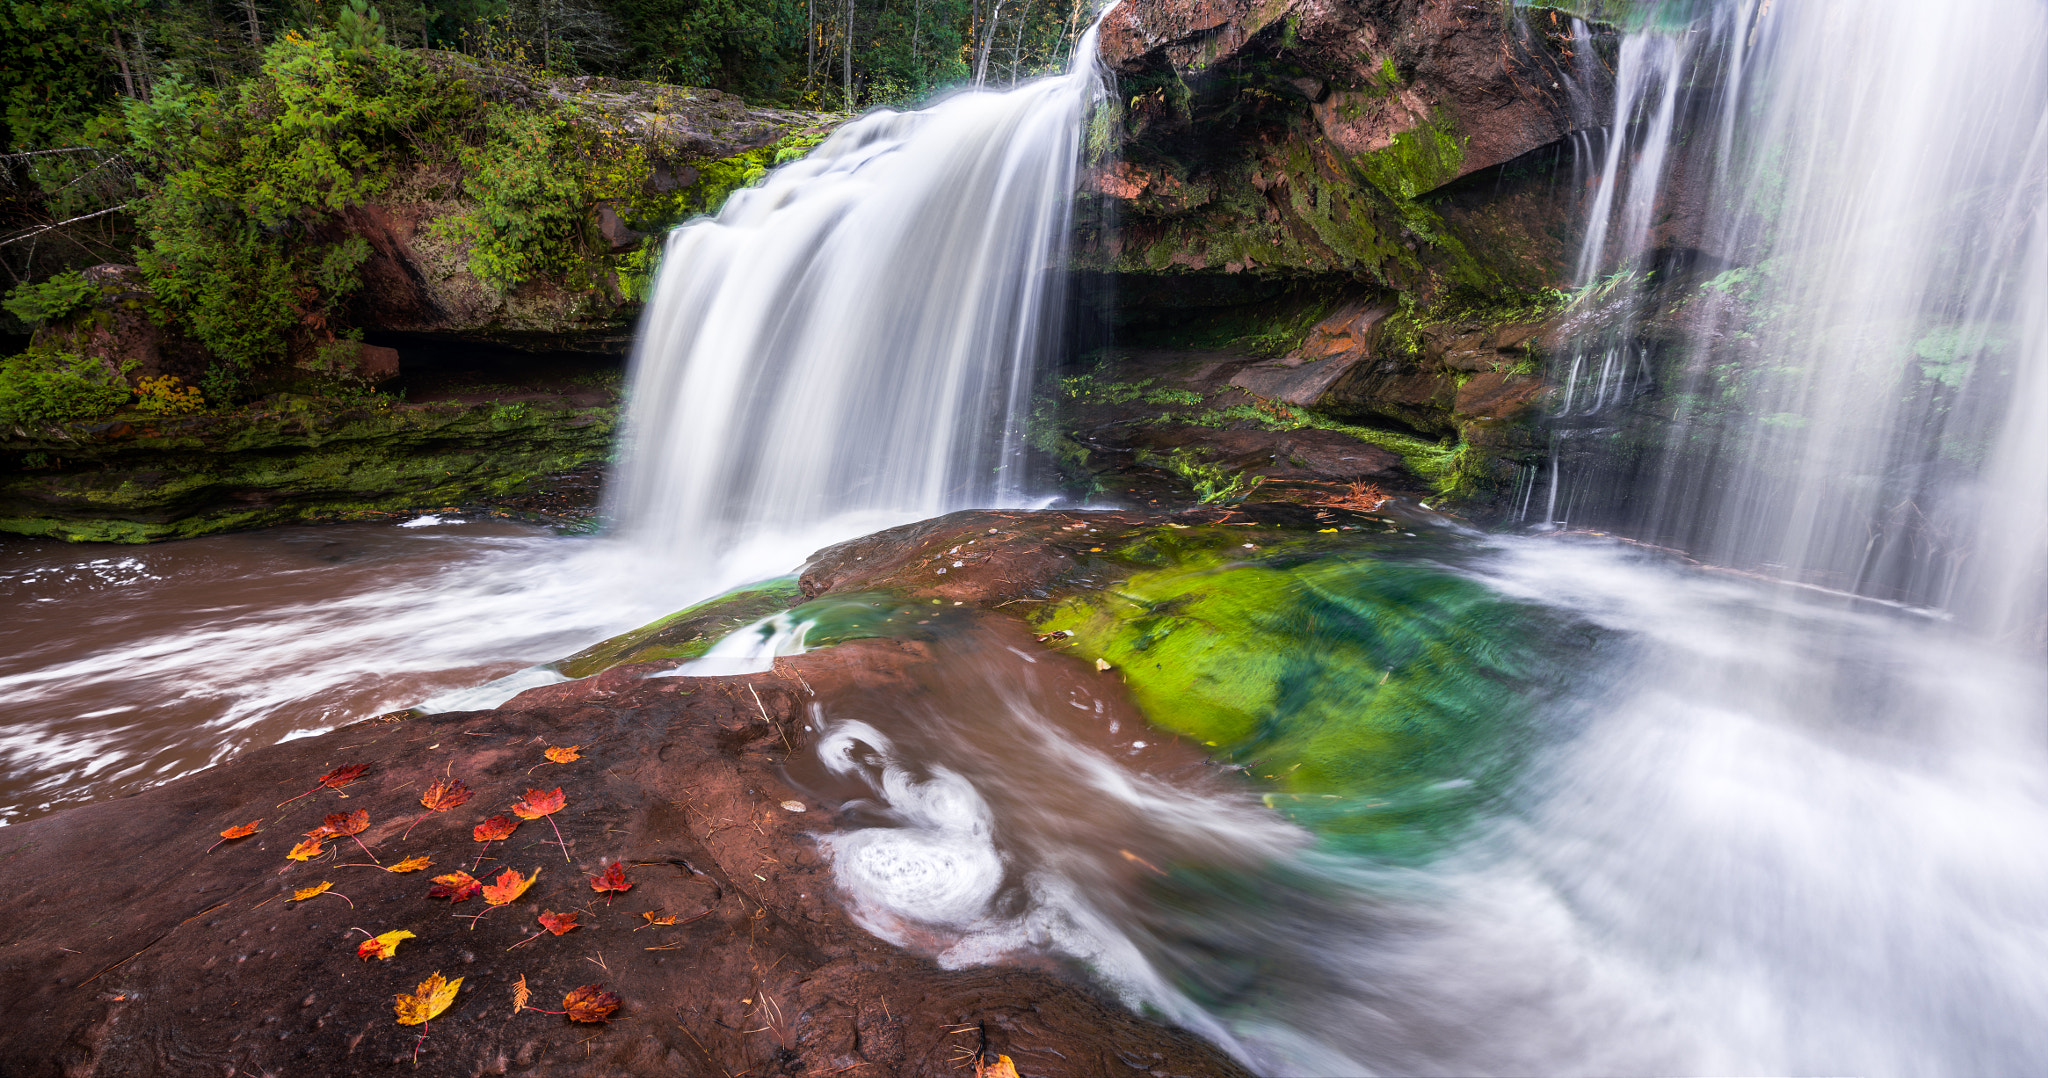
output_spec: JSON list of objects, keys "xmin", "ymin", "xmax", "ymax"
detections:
[{"xmin": 0, "ymin": 518, "xmax": 721, "ymax": 824}]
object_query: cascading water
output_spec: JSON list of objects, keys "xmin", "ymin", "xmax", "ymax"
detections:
[
  {"xmin": 770, "ymin": 3, "xmax": 2047, "ymax": 1075},
  {"xmin": 606, "ymin": 29, "xmax": 1109, "ymax": 559},
  {"xmin": 1537, "ymin": 0, "xmax": 2047, "ymax": 631}
]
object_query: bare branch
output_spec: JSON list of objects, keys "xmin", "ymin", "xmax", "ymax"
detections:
[{"xmin": 0, "ymin": 204, "xmax": 134, "ymax": 248}]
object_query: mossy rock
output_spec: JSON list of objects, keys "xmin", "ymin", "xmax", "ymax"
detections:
[
  {"xmin": 1032, "ymin": 534, "xmax": 1594, "ymax": 860},
  {"xmin": 556, "ymin": 577, "xmax": 805, "ymax": 677}
]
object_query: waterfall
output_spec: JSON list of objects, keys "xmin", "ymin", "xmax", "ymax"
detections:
[
  {"xmin": 1539, "ymin": 0, "xmax": 2047, "ymax": 637},
  {"xmin": 605, "ymin": 23, "xmax": 1109, "ymax": 560}
]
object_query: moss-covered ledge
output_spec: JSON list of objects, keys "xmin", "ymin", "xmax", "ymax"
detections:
[{"xmin": 0, "ymin": 391, "xmax": 615, "ymax": 542}]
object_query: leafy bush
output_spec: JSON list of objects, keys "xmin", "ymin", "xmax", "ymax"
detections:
[
  {"xmin": 134, "ymin": 374, "xmax": 206, "ymax": 415},
  {"xmin": 2, "ymin": 271, "xmax": 97, "ymax": 327},
  {"xmin": 0, "ymin": 349, "xmax": 131, "ymax": 426},
  {"xmin": 121, "ymin": 31, "xmax": 473, "ymax": 387}
]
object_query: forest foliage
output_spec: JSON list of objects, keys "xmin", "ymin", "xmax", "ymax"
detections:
[{"xmin": 0, "ymin": 0, "xmax": 1090, "ymax": 416}]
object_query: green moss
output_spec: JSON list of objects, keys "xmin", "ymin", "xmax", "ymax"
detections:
[
  {"xmin": 0, "ymin": 347, "xmax": 132, "ymax": 427},
  {"xmin": 0, "ymin": 395, "xmax": 616, "ymax": 542},
  {"xmin": 556, "ymin": 577, "xmax": 804, "ymax": 676},
  {"xmin": 1136, "ymin": 447, "xmax": 1264, "ymax": 505},
  {"xmin": 1032, "ymin": 535, "xmax": 1589, "ymax": 859}
]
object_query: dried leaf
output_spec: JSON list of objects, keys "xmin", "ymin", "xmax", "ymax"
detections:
[
  {"xmin": 543, "ymin": 745, "xmax": 580, "ymax": 763},
  {"xmin": 291, "ymin": 881, "xmax": 334, "ymax": 901},
  {"xmin": 511, "ymin": 787, "xmax": 565, "ymax": 820},
  {"xmin": 387, "ymin": 855, "xmax": 433, "ymax": 873},
  {"xmin": 394, "ymin": 971, "xmax": 462, "ymax": 1026},
  {"xmin": 320, "ymin": 763, "xmax": 370, "ymax": 790},
  {"xmin": 286, "ymin": 838, "xmax": 327, "ymax": 861},
  {"xmin": 309, "ymin": 809, "xmax": 369, "ymax": 838},
  {"xmin": 420, "ymin": 778, "xmax": 472, "ymax": 813},
  {"xmin": 562, "ymin": 984, "xmax": 620, "ymax": 1023},
  {"xmin": 482, "ymin": 867, "xmax": 539, "ymax": 906},
  {"xmin": 219, "ymin": 820, "xmax": 261, "ymax": 840},
  {"xmin": 472, "ymin": 815, "xmax": 520, "ymax": 842},
  {"xmin": 357, "ymin": 929, "xmax": 416, "ymax": 961},
  {"xmin": 975, "ymin": 1055, "xmax": 1021, "ymax": 1078},
  {"xmin": 429, "ymin": 870, "xmax": 483, "ymax": 903},
  {"xmin": 640, "ymin": 910, "xmax": 678, "ymax": 927},
  {"xmin": 589, "ymin": 862, "xmax": 632, "ymax": 900},
  {"xmin": 537, "ymin": 910, "xmax": 580, "ymax": 936},
  {"xmin": 512, "ymin": 974, "xmax": 532, "ymax": 1015}
]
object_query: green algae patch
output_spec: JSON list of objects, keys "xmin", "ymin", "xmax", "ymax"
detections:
[
  {"xmin": 1034, "ymin": 539, "xmax": 1586, "ymax": 859},
  {"xmin": 556, "ymin": 577, "xmax": 804, "ymax": 677}
]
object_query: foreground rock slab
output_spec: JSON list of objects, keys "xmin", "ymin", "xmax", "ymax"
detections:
[{"xmin": 0, "ymin": 629, "xmax": 1250, "ymax": 1076}]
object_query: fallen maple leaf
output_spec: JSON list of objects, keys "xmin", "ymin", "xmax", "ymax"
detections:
[
  {"xmin": 279, "ymin": 763, "xmax": 370, "ymax": 808},
  {"xmin": 308, "ymin": 809, "xmax": 379, "ymax": 863},
  {"xmin": 470, "ymin": 813, "xmax": 521, "ymax": 872},
  {"xmin": 357, "ymin": 929, "xmax": 417, "ymax": 960},
  {"xmin": 473, "ymin": 815, "xmax": 520, "ymax": 841},
  {"xmin": 975, "ymin": 1054, "xmax": 1021, "ymax": 1078},
  {"xmin": 638, "ymin": 909, "xmax": 678, "ymax": 929},
  {"xmin": 286, "ymin": 838, "xmax": 327, "ymax": 861},
  {"xmin": 464, "ymin": 867, "xmax": 540, "ymax": 930},
  {"xmin": 429, "ymin": 870, "xmax": 483, "ymax": 903},
  {"xmin": 537, "ymin": 910, "xmax": 579, "ymax": 935},
  {"xmin": 387, "ymin": 855, "xmax": 433, "ymax": 873},
  {"xmin": 511, "ymin": 974, "xmax": 531, "ymax": 1015},
  {"xmin": 482, "ymin": 867, "xmax": 538, "ymax": 906},
  {"xmin": 562, "ymin": 984, "xmax": 620, "ymax": 1023},
  {"xmin": 589, "ymin": 861, "xmax": 632, "ymax": 905},
  {"xmin": 510, "ymin": 788, "xmax": 571, "ymax": 862},
  {"xmin": 511, "ymin": 787, "xmax": 565, "ymax": 819},
  {"xmin": 543, "ymin": 745, "xmax": 580, "ymax": 763},
  {"xmin": 394, "ymin": 971, "xmax": 462, "ymax": 1026},
  {"xmin": 402, "ymin": 778, "xmax": 474, "ymax": 839},
  {"xmin": 206, "ymin": 819, "xmax": 262, "ymax": 853},
  {"xmin": 292, "ymin": 881, "xmax": 334, "ymax": 901}
]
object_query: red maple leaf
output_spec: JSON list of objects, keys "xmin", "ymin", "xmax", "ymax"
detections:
[{"xmin": 589, "ymin": 861, "xmax": 632, "ymax": 905}]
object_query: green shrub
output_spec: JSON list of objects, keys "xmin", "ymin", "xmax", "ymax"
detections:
[
  {"xmin": 2, "ymin": 271, "xmax": 97, "ymax": 327},
  {"xmin": 0, "ymin": 349, "xmax": 132, "ymax": 426}
]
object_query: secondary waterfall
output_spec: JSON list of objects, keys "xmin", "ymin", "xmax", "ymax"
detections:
[
  {"xmin": 606, "ymin": 26, "xmax": 1109, "ymax": 557},
  {"xmin": 1541, "ymin": 0, "xmax": 2047, "ymax": 637}
]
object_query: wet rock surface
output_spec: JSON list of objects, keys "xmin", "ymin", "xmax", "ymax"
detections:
[
  {"xmin": 0, "ymin": 508, "xmax": 1398, "ymax": 1077},
  {"xmin": 0, "ymin": 645, "xmax": 1251, "ymax": 1077}
]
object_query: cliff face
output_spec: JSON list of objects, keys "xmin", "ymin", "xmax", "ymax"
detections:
[{"xmin": 1083, "ymin": 0, "xmax": 1606, "ymax": 290}]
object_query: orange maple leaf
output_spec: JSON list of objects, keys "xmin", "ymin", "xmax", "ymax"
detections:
[
  {"xmin": 482, "ymin": 867, "xmax": 539, "ymax": 906},
  {"xmin": 206, "ymin": 819, "xmax": 262, "ymax": 853},
  {"xmin": 279, "ymin": 762, "xmax": 370, "ymax": 807},
  {"xmin": 510, "ymin": 788, "xmax": 571, "ymax": 863},
  {"xmin": 589, "ymin": 861, "xmax": 632, "ymax": 905},
  {"xmin": 537, "ymin": 910, "xmax": 579, "ymax": 936},
  {"xmin": 637, "ymin": 909, "xmax": 678, "ymax": 929},
  {"xmin": 473, "ymin": 815, "xmax": 520, "ymax": 841},
  {"xmin": 310, "ymin": 809, "xmax": 369, "ymax": 838},
  {"xmin": 291, "ymin": 881, "xmax": 334, "ymax": 901},
  {"xmin": 542, "ymin": 745, "xmax": 580, "ymax": 763},
  {"xmin": 357, "ymin": 929, "xmax": 416, "ymax": 960},
  {"xmin": 429, "ymin": 870, "xmax": 483, "ymax": 902},
  {"xmin": 562, "ymin": 984, "xmax": 620, "ymax": 1023},
  {"xmin": 387, "ymin": 855, "xmax": 433, "ymax": 873},
  {"xmin": 510, "ymin": 787, "xmax": 565, "ymax": 819},
  {"xmin": 402, "ymin": 778, "xmax": 474, "ymax": 839},
  {"xmin": 286, "ymin": 838, "xmax": 327, "ymax": 861},
  {"xmin": 975, "ymin": 1055, "xmax": 1021, "ymax": 1078}
]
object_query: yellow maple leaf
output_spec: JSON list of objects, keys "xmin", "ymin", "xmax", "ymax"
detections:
[
  {"xmin": 543, "ymin": 745, "xmax": 580, "ymax": 763},
  {"xmin": 395, "ymin": 971, "xmax": 462, "ymax": 1026},
  {"xmin": 387, "ymin": 855, "xmax": 433, "ymax": 873},
  {"xmin": 357, "ymin": 929, "xmax": 416, "ymax": 961},
  {"xmin": 975, "ymin": 1054, "xmax": 1020, "ymax": 1078},
  {"xmin": 286, "ymin": 838, "xmax": 326, "ymax": 861},
  {"xmin": 291, "ymin": 881, "xmax": 334, "ymax": 901}
]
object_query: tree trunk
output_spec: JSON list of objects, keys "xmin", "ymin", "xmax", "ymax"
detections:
[
  {"xmin": 842, "ymin": 0, "xmax": 854, "ymax": 110},
  {"xmin": 238, "ymin": 0, "xmax": 262, "ymax": 49},
  {"xmin": 974, "ymin": 0, "xmax": 1004, "ymax": 86}
]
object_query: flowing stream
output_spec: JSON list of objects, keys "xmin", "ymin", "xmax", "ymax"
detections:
[{"xmin": 1, "ymin": 2, "xmax": 2043, "ymax": 1074}]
